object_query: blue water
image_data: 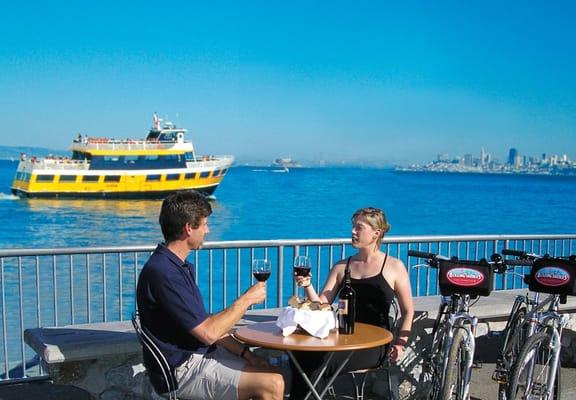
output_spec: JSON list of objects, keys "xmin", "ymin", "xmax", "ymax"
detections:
[
  {"xmin": 2, "ymin": 159, "xmax": 576, "ymax": 378},
  {"xmin": 1, "ymin": 160, "xmax": 576, "ymax": 249}
]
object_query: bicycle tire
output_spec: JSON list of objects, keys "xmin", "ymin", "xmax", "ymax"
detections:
[
  {"xmin": 427, "ymin": 304, "xmax": 450, "ymax": 400},
  {"xmin": 497, "ymin": 306, "xmax": 527, "ymax": 399},
  {"xmin": 507, "ymin": 330, "xmax": 561, "ymax": 400},
  {"xmin": 440, "ymin": 327, "xmax": 468, "ymax": 400}
]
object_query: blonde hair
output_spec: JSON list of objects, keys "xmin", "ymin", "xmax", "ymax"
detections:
[{"xmin": 352, "ymin": 207, "xmax": 391, "ymax": 246}]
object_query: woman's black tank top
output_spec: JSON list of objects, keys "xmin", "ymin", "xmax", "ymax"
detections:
[{"xmin": 340, "ymin": 254, "xmax": 396, "ymax": 329}]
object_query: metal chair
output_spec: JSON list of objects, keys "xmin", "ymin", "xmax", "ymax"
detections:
[
  {"xmin": 132, "ymin": 311, "xmax": 179, "ymax": 400},
  {"xmin": 331, "ymin": 298, "xmax": 400, "ymax": 400}
]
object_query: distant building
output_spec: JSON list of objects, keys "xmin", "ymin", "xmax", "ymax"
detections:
[
  {"xmin": 437, "ymin": 153, "xmax": 449, "ymax": 163},
  {"xmin": 508, "ymin": 148, "xmax": 518, "ymax": 165}
]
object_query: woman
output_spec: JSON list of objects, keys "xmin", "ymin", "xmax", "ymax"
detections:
[{"xmin": 290, "ymin": 207, "xmax": 414, "ymax": 400}]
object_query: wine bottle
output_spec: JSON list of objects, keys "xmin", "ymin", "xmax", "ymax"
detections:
[{"xmin": 338, "ymin": 267, "xmax": 356, "ymax": 334}]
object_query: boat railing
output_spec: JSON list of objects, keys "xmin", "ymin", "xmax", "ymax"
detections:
[
  {"xmin": 20, "ymin": 158, "xmax": 91, "ymax": 171},
  {"xmin": 1, "ymin": 234, "xmax": 575, "ymax": 381},
  {"xmin": 70, "ymin": 139, "xmax": 191, "ymax": 152},
  {"xmin": 187, "ymin": 156, "xmax": 234, "ymax": 168}
]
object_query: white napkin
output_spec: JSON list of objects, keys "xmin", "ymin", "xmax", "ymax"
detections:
[{"xmin": 275, "ymin": 307, "xmax": 336, "ymax": 339}]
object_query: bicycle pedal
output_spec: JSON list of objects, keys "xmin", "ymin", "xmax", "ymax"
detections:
[{"xmin": 491, "ymin": 370, "xmax": 508, "ymax": 384}]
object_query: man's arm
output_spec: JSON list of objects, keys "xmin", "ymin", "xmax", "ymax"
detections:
[{"xmin": 190, "ymin": 282, "xmax": 266, "ymax": 345}]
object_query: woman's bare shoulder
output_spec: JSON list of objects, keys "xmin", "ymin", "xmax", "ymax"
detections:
[
  {"xmin": 332, "ymin": 259, "xmax": 348, "ymax": 271},
  {"xmin": 386, "ymin": 255, "xmax": 408, "ymax": 274}
]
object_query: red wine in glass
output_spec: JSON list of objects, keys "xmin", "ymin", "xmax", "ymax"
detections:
[
  {"xmin": 253, "ymin": 271, "xmax": 271, "ymax": 282},
  {"xmin": 293, "ymin": 256, "xmax": 311, "ymax": 277},
  {"xmin": 294, "ymin": 266, "xmax": 311, "ymax": 277},
  {"xmin": 252, "ymin": 259, "xmax": 271, "ymax": 282}
]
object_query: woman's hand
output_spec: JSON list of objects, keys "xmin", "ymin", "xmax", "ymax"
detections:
[
  {"xmin": 294, "ymin": 272, "xmax": 312, "ymax": 288},
  {"xmin": 388, "ymin": 343, "xmax": 405, "ymax": 363}
]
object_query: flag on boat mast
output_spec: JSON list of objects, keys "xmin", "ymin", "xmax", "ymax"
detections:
[{"xmin": 153, "ymin": 112, "xmax": 160, "ymax": 130}]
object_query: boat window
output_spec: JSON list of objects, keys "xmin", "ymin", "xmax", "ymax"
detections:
[
  {"xmin": 200, "ymin": 171, "xmax": 211, "ymax": 178},
  {"xmin": 124, "ymin": 155, "xmax": 138, "ymax": 164},
  {"xmin": 104, "ymin": 175, "xmax": 121, "ymax": 183},
  {"xmin": 36, "ymin": 175, "xmax": 54, "ymax": 182},
  {"xmin": 221, "ymin": 169, "xmax": 228, "ymax": 175},
  {"xmin": 185, "ymin": 172, "xmax": 197, "ymax": 180},
  {"xmin": 213, "ymin": 170, "xmax": 222, "ymax": 177},
  {"xmin": 166, "ymin": 174, "xmax": 181, "ymax": 181},
  {"xmin": 145, "ymin": 155, "xmax": 159, "ymax": 161},
  {"xmin": 147, "ymin": 174, "xmax": 161, "ymax": 181},
  {"xmin": 16, "ymin": 172, "xmax": 31, "ymax": 182},
  {"xmin": 104, "ymin": 156, "xmax": 120, "ymax": 162},
  {"xmin": 59, "ymin": 175, "xmax": 77, "ymax": 182},
  {"xmin": 185, "ymin": 152, "xmax": 195, "ymax": 161},
  {"xmin": 82, "ymin": 175, "xmax": 100, "ymax": 182}
]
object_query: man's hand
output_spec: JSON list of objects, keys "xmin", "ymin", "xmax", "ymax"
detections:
[{"xmin": 242, "ymin": 282, "xmax": 266, "ymax": 306}]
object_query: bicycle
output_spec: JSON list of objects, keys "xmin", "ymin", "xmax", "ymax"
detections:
[
  {"xmin": 492, "ymin": 249, "xmax": 546, "ymax": 399},
  {"xmin": 408, "ymin": 250, "xmax": 512, "ymax": 400},
  {"xmin": 496, "ymin": 249, "xmax": 576, "ymax": 400}
]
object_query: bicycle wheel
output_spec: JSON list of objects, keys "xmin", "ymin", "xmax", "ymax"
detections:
[
  {"xmin": 440, "ymin": 328, "xmax": 469, "ymax": 400},
  {"xmin": 426, "ymin": 305, "xmax": 450, "ymax": 400},
  {"xmin": 507, "ymin": 330, "xmax": 562, "ymax": 400},
  {"xmin": 497, "ymin": 306, "xmax": 527, "ymax": 399}
]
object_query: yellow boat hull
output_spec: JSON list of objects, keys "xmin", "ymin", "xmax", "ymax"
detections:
[{"xmin": 11, "ymin": 169, "xmax": 228, "ymax": 198}]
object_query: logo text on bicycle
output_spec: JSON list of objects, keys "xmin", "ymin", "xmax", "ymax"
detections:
[
  {"xmin": 534, "ymin": 267, "xmax": 570, "ymax": 287},
  {"xmin": 446, "ymin": 268, "xmax": 484, "ymax": 287}
]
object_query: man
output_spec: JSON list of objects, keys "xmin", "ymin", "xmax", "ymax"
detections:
[{"xmin": 136, "ymin": 190, "xmax": 284, "ymax": 400}]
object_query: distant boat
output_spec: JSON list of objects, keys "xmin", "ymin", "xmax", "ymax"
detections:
[
  {"xmin": 11, "ymin": 113, "xmax": 234, "ymax": 198},
  {"xmin": 251, "ymin": 166, "xmax": 289, "ymax": 173},
  {"xmin": 271, "ymin": 157, "xmax": 301, "ymax": 169}
]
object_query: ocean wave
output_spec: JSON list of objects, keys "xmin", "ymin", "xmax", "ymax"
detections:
[{"xmin": 0, "ymin": 193, "xmax": 18, "ymax": 200}]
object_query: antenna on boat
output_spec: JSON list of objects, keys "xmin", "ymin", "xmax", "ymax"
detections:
[{"xmin": 153, "ymin": 112, "xmax": 160, "ymax": 130}]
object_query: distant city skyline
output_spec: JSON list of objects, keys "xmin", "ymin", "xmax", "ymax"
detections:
[
  {"xmin": 434, "ymin": 147, "xmax": 573, "ymax": 167},
  {"xmin": 1, "ymin": 1, "xmax": 575, "ymax": 164}
]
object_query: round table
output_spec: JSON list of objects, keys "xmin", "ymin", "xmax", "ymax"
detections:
[{"xmin": 235, "ymin": 321, "xmax": 393, "ymax": 400}]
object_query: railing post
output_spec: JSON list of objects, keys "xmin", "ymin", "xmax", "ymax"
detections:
[{"xmin": 277, "ymin": 245, "xmax": 284, "ymax": 308}]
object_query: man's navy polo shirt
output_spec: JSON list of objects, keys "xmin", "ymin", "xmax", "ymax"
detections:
[{"xmin": 136, "ymin": 243, "xmax": 209, "ymax": 370}]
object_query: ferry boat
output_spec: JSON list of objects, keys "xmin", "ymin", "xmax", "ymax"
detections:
[{"xmin": 11, "ymin": 114, "xmax": 234, "ymax": 198}]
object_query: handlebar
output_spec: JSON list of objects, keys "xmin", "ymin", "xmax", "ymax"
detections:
[
  {"xmin": 502, "ymin": 249, "xmax": 575, "ymax": 263},
  {"xmin": 407, "ymin": 250, "xmax": 449, "ymax": 260},
  {"xmin": 502, "ymin": 258, "xmax": 533, "ymax": 266},
  {"xmin": 502, "ymin": 249, "xmax": 527, "ymax": 257},
  {"xmin": 407, "ymin": 250, "xmax": 532, "ymax": 272}
]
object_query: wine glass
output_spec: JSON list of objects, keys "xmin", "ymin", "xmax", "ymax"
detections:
[
  {"xmin": 293, "ymin": 255, "xmax": 311, "ymax": 298},
  {"xmin": 252, "ymin": 259, "xmax": 271, "ymax": 282}
]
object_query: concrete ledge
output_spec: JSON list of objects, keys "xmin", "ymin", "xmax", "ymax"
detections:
[{"xmin": 24, "ymin": 321, "xmax": 139, "ymax": 364}]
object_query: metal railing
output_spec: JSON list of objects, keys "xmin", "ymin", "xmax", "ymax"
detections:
[{"xmin": 0, "ymin": 234, "xmax": 574, "ymax": 382}]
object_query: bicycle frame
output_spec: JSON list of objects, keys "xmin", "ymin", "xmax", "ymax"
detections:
[
  {"xmin": 428, "ymin": 294, "xmax": 478, "ymax": 399},
  {"xmin": 519, "ymin": 296, "xmax": 566, "ymax": 399},
  {"xmin": 494, "ymin": 279, "xmax": 557, "ymax": 386}
]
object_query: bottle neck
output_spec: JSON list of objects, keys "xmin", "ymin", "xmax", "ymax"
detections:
[{"xmin": 344, "ymin": 270, "xmax": 352, "ymax": 286}]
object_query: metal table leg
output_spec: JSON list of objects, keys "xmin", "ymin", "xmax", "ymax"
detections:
[{"xmin": 287, "ymin": 350, "xmax": 355, "ymax": 400}]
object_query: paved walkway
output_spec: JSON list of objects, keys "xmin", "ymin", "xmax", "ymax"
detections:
[
  {"xmin": 2, "ymin": 333, "xmax": 575, "ymax": 399},
  {"xmin": 0, "ymin": 366, "xmax": 574, "ymax": 400}
]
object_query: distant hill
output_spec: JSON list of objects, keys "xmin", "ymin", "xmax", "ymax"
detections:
[{"xmin": 0, "ymin": 145, "xmax": 66, "ymax": 160}]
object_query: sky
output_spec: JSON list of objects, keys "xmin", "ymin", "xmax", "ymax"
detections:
[{"xmin": 1, "ymin": 1, "xmax": 575, "ymax": 165}]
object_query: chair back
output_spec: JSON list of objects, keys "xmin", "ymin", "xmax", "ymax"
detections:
[
  {"xmin": 389, "ymin": 297, "xmax": 400, "ymax": 333},
  {"xmin": 132, "ymin": 311, "xmax": 178, "ymax": 400}
]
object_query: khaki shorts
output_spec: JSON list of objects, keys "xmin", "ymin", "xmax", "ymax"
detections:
[{"xmin": 175, "ymin": 346, "xmax": 246, "ymax": 400}]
